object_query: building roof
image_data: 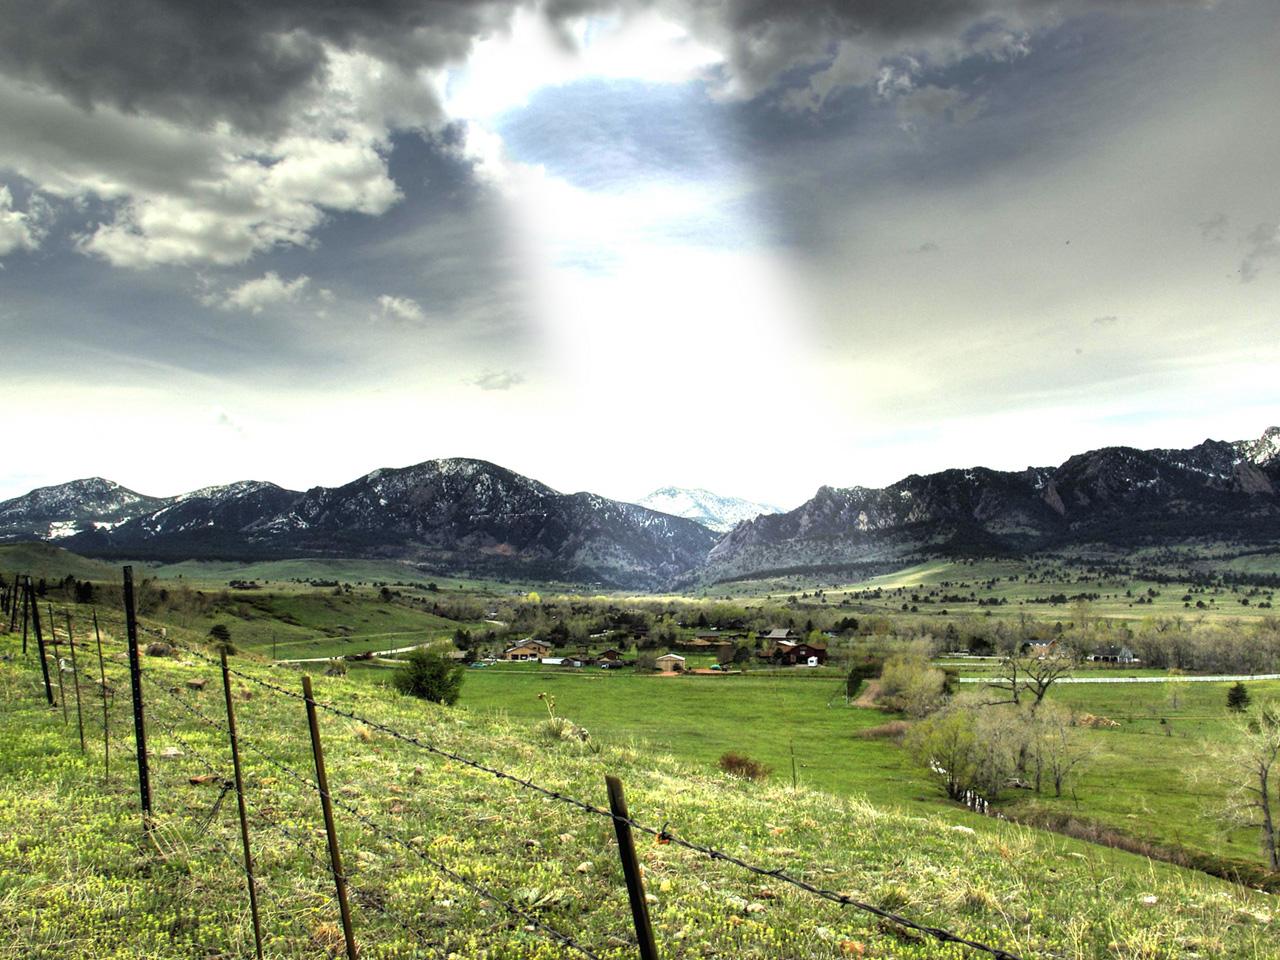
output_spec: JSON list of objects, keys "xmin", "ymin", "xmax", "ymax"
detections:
[
  {"xmin": 656, "ymin": 653, "xmax": 686, "ymax": 661},
  {"xmin": 763, "ymin": 628, "xmax": 794, "ymax": 640}
]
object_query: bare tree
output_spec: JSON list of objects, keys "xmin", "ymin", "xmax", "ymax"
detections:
[
  {"xmin": 1212, "ymin": 702, "xmax": 1280, "ymax": 869},
  {"xmin": 985, "ymin": 651, "xmax": 1075, "ymax": 710},
  {"xmin": 1032, "ymin": 702, "xmax": 1093, "ymax": 797}
]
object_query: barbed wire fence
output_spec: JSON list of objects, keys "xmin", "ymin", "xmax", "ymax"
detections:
[{"xmin": 0, "ymin": 567, "xmax": 1027, "ymax": 960}]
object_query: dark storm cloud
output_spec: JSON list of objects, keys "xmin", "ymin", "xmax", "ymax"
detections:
[
  {"xmin": 657, "ymin": 0, "xmax": 1209, "ymax": 98},
  {"xmin": 0, "ymin": 0, "xmax": 522, "ymax": 134}
]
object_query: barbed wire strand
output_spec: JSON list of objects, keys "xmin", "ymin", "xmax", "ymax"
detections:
[
  {"xmin": 141, "ymin": 669, "xmax": 604, "ymax": 960},
  {"xmin": 192, "ymin": 647, "xmax": 1025, "ymax": 960}
]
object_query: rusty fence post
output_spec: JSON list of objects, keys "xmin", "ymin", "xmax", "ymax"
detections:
[
  {"xmin": 220, "ymin": 650, "xmax": 265, "ymax": 959},
  {"xmin": 123, "ymin": 566, "xmax": 152, "ymax": 830},
  {"xmin": 605, "ymin": 775, "xmax": 660, "ymax": 960},
  {"xmin": 302, "ymin": 675, "xmax": 357, "ymax": 960},
  {"xmin": 28, "ymin": 580, "xmax": 53, "ymax": 705},
  {"xmin": 66, "ymin": 612, "xmax": 86, "ymax": 753},
  {"xmin": 93, "ymin": 608, "xmax": 110, "ymax": 782}
]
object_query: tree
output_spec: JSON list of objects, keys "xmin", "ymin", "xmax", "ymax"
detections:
[
  {"xmin": 1025, "ymin": 702, "xmax": 1093, "ymax": 797},
  {"xmin": 1228, "ymin": 682, "xmax": 1251, "ymax": 713},
  {"xmin": 1211, "ymin": 702, "xmax": 1280, "ymax": 869},
  {"xmin": 878, "ymin": 654, "xmax": 948, "ymax": 718},
  {"xmin": 906, "ymin": 701, "xmax": 1017, "ymax": 803},
  {"xmin": 391, "ymin": 649, "xmax": 465, "ymax": 705},
  {"xmin": 985, "ymin": 651, "xmax": 1075, "ymax": 709}
]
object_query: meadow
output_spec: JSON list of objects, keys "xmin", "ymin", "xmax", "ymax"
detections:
[{"xmin": 2, "ymin": 621, "xmax": 1277, "ymax": 959}]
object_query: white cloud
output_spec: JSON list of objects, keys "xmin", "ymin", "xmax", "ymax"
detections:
[
  {"xmin": 470, "ymin": 369, "xmax": 524, "ymax": 391},
  {"xmin": 0, "ymin": 46, "xmax": 412, "ymax": 268},
  {"xmin": 374, "ymin": 293, "xmax": 426, "ymax": 323},
  {"xmin": 0, "ymin": 185, "xmax": 39, "ymax": 255},
  {"xmin": 211, "ymin": 272, "xmax": 312, "ymax": 313}
]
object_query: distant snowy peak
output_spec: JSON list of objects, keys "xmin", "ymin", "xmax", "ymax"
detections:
[
  {"xmin": 637, "ymin": 487, "xmax": 783, "ymax": 533},
  {"xmin": 1238, "ymin": 426, "xmax": 1280, "ymax": 466}
]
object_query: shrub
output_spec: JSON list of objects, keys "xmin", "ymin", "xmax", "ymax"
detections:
[
  {"xmin": 391, "ymin": 649, "xmax": 464, "ymax": 704},
  {"xmin": 855, "ymin": 720, "xmax": 912, "ymax": 741},
  {"xmin": 718, "ymin": 752, "xmax": 771, "ymax": 781}
]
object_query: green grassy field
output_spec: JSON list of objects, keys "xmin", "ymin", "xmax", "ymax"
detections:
[
  {"xmin": 711, "ymin": 557, "xmax": 1278, "ymax": 621},
  {"xmin": 2, "ymin": 629, "xmax": 1277, "ymax": 958},
  {"xmin": 142, "ymin": 589, "xmax": 484, "ymax": 661}
]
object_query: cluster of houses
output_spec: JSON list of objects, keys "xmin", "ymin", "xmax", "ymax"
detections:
[
  {"xmin": 493, "ymin": 627, "xmax": 829, "ymax": 672},
  {"xmin": 1022, "ymin": 639, "xmax": 1140, "ymax": 664}
]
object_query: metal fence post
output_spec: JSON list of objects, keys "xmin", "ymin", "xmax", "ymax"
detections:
[
  {"xmin": 66, "ymin": 612, "xmax": 86, "ymax": 753},
  {"xmin": 123, "ymin": 566, "xmax": 152, "ymax": 830},
  {"xmin": 28, "ymin": 580, "xmax": 53, "ymax": 705},
  {"xmin": 93, "ymin": 608, "xmax": 110, "ymax": 782},
  {"xmin": 605, "ymin": 775, "xmax": 660, "ymax": 960},
  {"xmin": 220, "ymin": 650, "xmax": 265, "ymax": 960},
  {"xmin": 302, "ymin": 675, "xmax": 357, "ymax": 960}
]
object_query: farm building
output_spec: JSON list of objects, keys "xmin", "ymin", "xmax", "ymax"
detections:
[
  {"xmin": 1022, "ymin": 640, "xmax": 1058, "ymax": 659},
  {"xmin": 763, "ymin": 640, "xmax": 827, "ymax": 667},
  {"xmin": 597, "ymin": 648, "xmax": 623, "ymax": 662},
  {"xmin": 1089, "ymin": 644, "xmax": 1139, "ymax": 664},
  {"xmin": 502, "ymin": 639, "xmax": 551, "ymax": 661},
  {"xmin": 762, "ymin": 627, "xmax": 799, "ymax": 643},
  {"xmin": 655, "ymin": 653, "xmax": 686, "ymax": 673}
]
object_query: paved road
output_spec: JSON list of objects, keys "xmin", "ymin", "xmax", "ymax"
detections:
[{"xmin": 959, "ymin": 674, "xmax": 1280, "ymax": 684}]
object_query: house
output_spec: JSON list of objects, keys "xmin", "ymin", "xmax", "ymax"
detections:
[
  {"xmin": 654, "ymin": 653, "xmax": 686, "ymax": 673},
  {"xmin": 1022, "ymin": 640, "xmax": 1057, "ymax": 660},
  {"xmin": 597, "ymin": 648, "xmax": 623, "ymax": 662},
  {"xmin": 764, "ymin": 640, "xmax": 828, "ymax": 666},
  {"xmin": 1089, "ymin": 644, "xmax": 1138, "ymax": 664},
  {"xmin": 502, "ymin": 639, "xmax": 551, "ymax": 661},
  {"xmin": 762, "ymin": 627, "xmax": 799, "ymax": 643}
]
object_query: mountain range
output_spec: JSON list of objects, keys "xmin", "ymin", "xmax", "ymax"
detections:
[{"xmin": 2, "ymin": 428, "xmax": 1278, "ymax": 587}]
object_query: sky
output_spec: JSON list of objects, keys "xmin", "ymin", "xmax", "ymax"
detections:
[{"xmin": 1, "ymin": 0, "xmax": 1278, "ymax": 509}]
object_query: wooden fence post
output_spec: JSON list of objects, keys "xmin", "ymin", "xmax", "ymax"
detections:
[
  {"xmin": 28, "ymin": 580, "xmax": 53, "ymax": 706},
  {"xmin": 20, "ymin": 577, "xmax": 30, "ymax": 655},
  {"xmin": 605, "ymin": 775, "xmax": 660, "ymax": 960},
  {"xmin": 7, "ymin": 571, "xmax": 18, "ymax": 631},
  {"xmin": 66, "ymin": 612, "xmax": 86, "ymax": 753},
  {"xmin": 48, "ymin": 604, "xmax": 68, "ymax": 723},
  {"xmin": 93, "ymin": 608, "xmax": 110, "ymax": 782},
  {"xmin": 123, "ymin": 566, "xmax": 152, "ymax": 830},
  {"xmin": 302, "ymin": 675, "xmax": 357, "ymax": 960},
  {"xmin": 220, "ymin": 650, "xmax": 265, "ymax": 960}
]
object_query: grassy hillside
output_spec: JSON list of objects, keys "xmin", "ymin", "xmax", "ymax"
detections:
[
  {"xmin": 1, "ymin": 628, "xmax": 1276, "ymax": 959},
  {"xmin": 0, "ymin": 541, "xmax": 121, "ymax": 582}
]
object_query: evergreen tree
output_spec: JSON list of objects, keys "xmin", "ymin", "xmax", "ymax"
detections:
[{"xmin": 1227, "ymin": 682, "xmax": 1251, "ymax": 712}]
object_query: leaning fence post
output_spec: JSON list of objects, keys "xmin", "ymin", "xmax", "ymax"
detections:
[
  {"xmin": 28, "ymin": 580, "xmax": 53, "ymax": 705},
  {"xmin": 302, "ymin": 674, "xmax": 357, "ymax": 960},
  {"xmin": 123, "ymin": 566, "xmax": 152, "ymax": 831},
  {"xmin": 93, "ymin": 608, "xmax": 110, "ymax": 782},
  {"xmin": 19, "ymin": 577, "xmax": 30, "ymax": 655},
  {"xmin": 48, "ymin": 604, "xmax": 68, "ymax": 724},
  {"xmin": 66, "ymin": 612, "xmax": 86, "ymax": 753},
  {"xmin": 220, "ymin": 650, "xmax": 265, "ymax": 959},
  {"xmin": 605, "ymin": 775, "xmax": 660, "ymax": 960}
]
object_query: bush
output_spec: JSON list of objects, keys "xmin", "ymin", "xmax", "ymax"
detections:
[
  {"xmin": 855, "ymin": 720, "xmax": 912, "ymax": 741},
  {"xmin": 391, "ymin": 649, "xmax": 464, "ymax": 704},
  {"xmin": 718, "ymin": 752, "xmax": 771, "ymax": 781}
]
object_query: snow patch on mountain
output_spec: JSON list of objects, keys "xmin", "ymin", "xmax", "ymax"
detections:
[{"xmin": 637, "ymin": 487, "xmax": 783, "ymax": 533}]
